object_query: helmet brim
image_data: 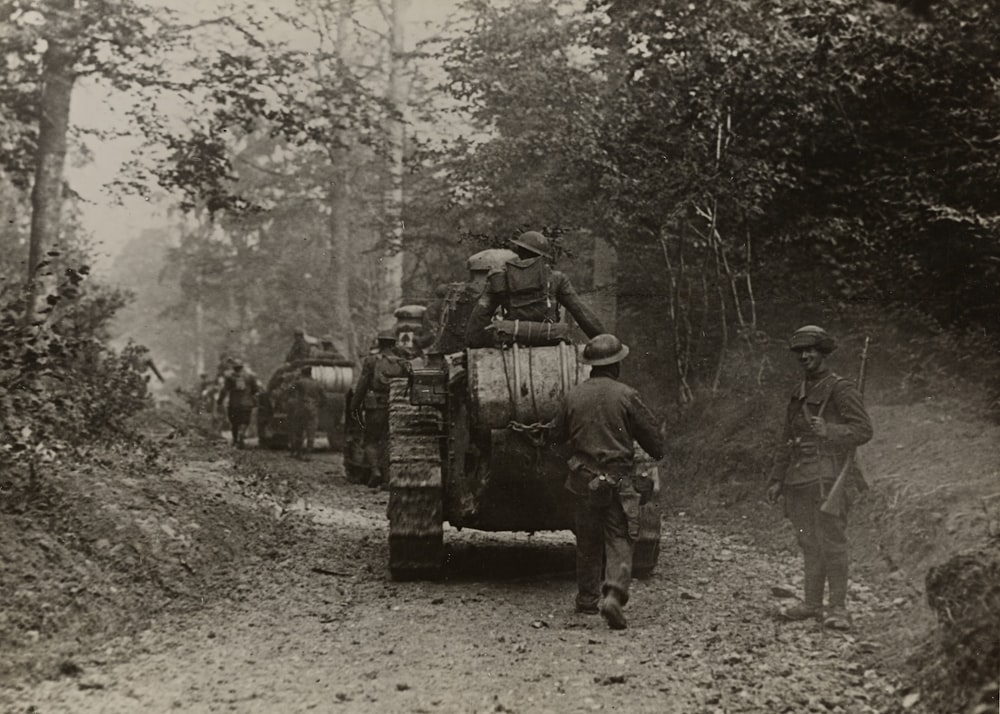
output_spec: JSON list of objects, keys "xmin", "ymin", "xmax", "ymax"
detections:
[
  {"xmin": 509, "ymin": 238, "xmax": 552, "ymax": 259},
  {"xmin": 581, "ymin": 344, "xmax": 630, "ymax": 366}
]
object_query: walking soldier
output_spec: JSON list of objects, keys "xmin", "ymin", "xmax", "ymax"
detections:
[
  {"xmin": 349, "ymin": 330, "xmax": 411, "ymax": 489},
  {"xmin": 287, "ymin": 365, "xmax": 324, "ymax": 459},
  {"xmin": 552, "ymin": 334, "xmax": 665, "ymax": 630},
  {"xmin": 217, "ymin": 360, "xmax": 259, "ymax": 448}
]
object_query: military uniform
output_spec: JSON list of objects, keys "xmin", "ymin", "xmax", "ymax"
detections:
[
  {"xmin": 768, "ymin": 326, "xmax": 873, "ymax": 628},
  {"xmin": 286, "ymin": 332, "xmax": 312, "ymax": 363},
  {"xmin": 349, "ymin": 339, "xmax": 411, "ymax": 488},
  {"xmin": 217, "ymin": 366, "xmax": 259, "ymax": 448},
  {"xmin": 287, "ymin": 369, "xmax": 324, "ymax": 458},
  {"xmin": 553, "ymin": 334, "xmax": 665, "ymax": 629},
  {"xmin": 465, "ymin": 233, "xmax": 605, "ymax": 348}
]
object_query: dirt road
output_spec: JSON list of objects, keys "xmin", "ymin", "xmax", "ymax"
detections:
[{"xmin": 4, "ymin": 448, "xmax": 906, "ymax": 713}]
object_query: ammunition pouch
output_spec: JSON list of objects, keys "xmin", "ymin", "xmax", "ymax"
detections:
[{"xmin": 587, "ymin": 473, "xmax": 621, "ymax": 508}]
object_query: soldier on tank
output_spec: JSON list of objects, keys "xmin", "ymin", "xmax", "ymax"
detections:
[
  {"xmin": 286, "ymin": 328, "xmax": 312, "ymax": 363},
  {"xmin": 317, "ymin": 334, "xmax": 345, "ymax": 361},
  {"xmin": 217, "ymin": 359, "xmax": 259, "ymax": 448},
  {"xmin": 465, "ymin": 231, "xmax": 606, "ymax": 348},
  {"xmin": 766, "ymin": 325, "xmax": 873, "ymax": 630},
  {"xmin": 349, "ymin": 330, "xmax": 411, "ymax": 489},
  {"xmin": 287, "ymin": 365, "xmax": 324, "ymax": 460},
  {"xmin": 551, "ymin": 334, "xmax": 665, "ymax": 630},
  {"xmin": 427, "ymin": 248, "xmax": 517, "ymax": 354}
]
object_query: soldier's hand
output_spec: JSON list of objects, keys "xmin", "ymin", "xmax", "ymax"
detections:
[
  {"xmin": 808, "ymin": 416, "xmax": 828, "ymax": 438},
  {"xmin": 766, "ymin": 482, "xmax": 783, "ymax": 505}
]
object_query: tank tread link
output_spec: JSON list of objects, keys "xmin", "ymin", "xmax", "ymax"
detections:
[{"xmin": 387, "ymin": 378, "xmax": 445, "ymax": 579}]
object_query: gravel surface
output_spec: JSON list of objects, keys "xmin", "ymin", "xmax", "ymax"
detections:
[{"xmin": 3, "ymin": 447, "xmax": 912, "ymax": 714}]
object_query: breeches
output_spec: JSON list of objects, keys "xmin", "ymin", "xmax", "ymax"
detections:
[
  {"xmin": 573, "ymin": 490, "xmax": 635, "ymax": 609},
  {"xmin": 228, "ymin": 407, "xmax": 253, "ymax": 429},
  {"xmin": 784, "ymin": 481, "xmax": 848, "ymax": 557}
]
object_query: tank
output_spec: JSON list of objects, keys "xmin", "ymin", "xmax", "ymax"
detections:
[
  {"xmin": 386, "ymin": 343, "xmax": 663, "ymax": 580},
  {"xmin": 257, "ymin": 356, "xmax": 355, "ymax": 450}
]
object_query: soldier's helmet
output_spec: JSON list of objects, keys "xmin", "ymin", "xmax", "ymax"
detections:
[
  {"xmin": 293, "ymin": 328, "xmax": 305, "ymax": 337},
  {"xmin": 321, "ymin": 334, "xmax": 335, "ymax": 345},
  {"xmin": 581, "ymin": 333, "xmax": 630, "ymax": 366},
  {"xmin": 377, "ymin": 329, "xmax": 397, "ymax": 344},
  {"xmin": 510, "ymin": 231, "xmax": 552, "ymax": 259},
  {"xmin": 789, "ymin": 325, "xmax": 837, "ymax": 354},
  {"xmin": 232, "ymin": 359, "xmax": 244, "ymax": 369},
  {"xmin": 467, "ymin": 248, "xmax": 518, "ymax": 274}
]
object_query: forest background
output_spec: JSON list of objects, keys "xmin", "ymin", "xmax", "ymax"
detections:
[
  {"xmin": 2, "ymin": 1, "xmax": 999, "ymax": 710},
  {"xmin": 3, "ymin": 0, "xmax": 998, "ymax": 405}
]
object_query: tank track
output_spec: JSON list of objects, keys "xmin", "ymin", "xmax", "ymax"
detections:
[{"xmin": 387, "ymin": 378, "xmax": 445, "ymax": 580}]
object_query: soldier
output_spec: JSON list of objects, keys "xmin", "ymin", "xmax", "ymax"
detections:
[
  {"xmin": 427, "ymin": 248, "xmax": 517, "ymax": 355},
  {"xmin": 217, "ymin": 359, "xmax": 260, "ymax": 448},
  {"xmin": 349, "ymin": 330, "xmax": 411, "ymax": 489},
  {"xmin": 465, "ymin": 231, "xmax": 606, "ymax": 348},
  {"xmin": 318, "ymin": 334, "xmax": 345, "ymax": 360},
  {"xmin": 286, "ymin": 328, "xmax": 312, "ymax": 363},
  {"xmin": 766, "ymin": 325, "xmax": 873, "ymax": 630},
  {"xmin": 552, "ymin": 334, "xmax": 665, "ymax": 630},
  {"xmin": 287, "ymin": 365, "xmax": 324, "ymax": 460}
]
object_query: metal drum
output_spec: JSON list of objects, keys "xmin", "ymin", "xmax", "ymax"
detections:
[
  {"xmin": 311, "ymin": 365, "xmax": 354, "ymax": 393},
  {"xmin": 467, "ymin": 343, "xmax": 589, "ymax": 428}
]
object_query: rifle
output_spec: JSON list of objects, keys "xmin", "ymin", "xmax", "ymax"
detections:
[{"xmin": 819, "ymin": 336, "xmax": 870, "ymax": 516}]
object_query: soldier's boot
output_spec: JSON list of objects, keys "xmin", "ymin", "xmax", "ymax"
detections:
[
  {"xmin": 599, "ymin": 588, "xmax": 627, "ymax": 630},
  {"xmin": 823, "ymin": 553, "xmax": 852, "ymax": 630},
  {"xmin": 783, "ymin": 555, "xmax": 825, "ymax": 621}
]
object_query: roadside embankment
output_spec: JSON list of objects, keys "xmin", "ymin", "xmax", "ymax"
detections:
[{"xmin": 662, "ymin": 389, "xmax": 1000, "ymax": 713}]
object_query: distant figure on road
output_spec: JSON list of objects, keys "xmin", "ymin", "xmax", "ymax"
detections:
[
  {"xmin": 552, "ymin": 334, "xmax": 665, "ymax": 630},
  {"xmin": 287, "ymin": 365, "xmax": 324, "ymax": 460},
  {"xmin": 349, "ymin": 330, "xmax": 411, "ymax": 489},
  {"xmin": 217, "ymin": 360, "xmax": 259, "ymax": 449},
  {"xmin": 466, "ymin": 231, "xmax": 605, "ymax": 348},
  {"xmin": 766, "ymin": 325, "xmax": 873, "ymax": 630}
]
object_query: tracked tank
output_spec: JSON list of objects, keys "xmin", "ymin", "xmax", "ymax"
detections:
[
  {"xmin": 386, "ymin": 343, "xmax": 662, "ymax": 580},
  {"xmin": 257, "ymin": 356, "xmax": 355, "ymax": 450}
]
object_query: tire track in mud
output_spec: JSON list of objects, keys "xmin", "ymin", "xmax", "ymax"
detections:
[{"xmin": 5, "ymin": 450, "xmax": 907, "ymax": 714}]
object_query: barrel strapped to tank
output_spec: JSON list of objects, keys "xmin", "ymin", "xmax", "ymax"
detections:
[{"xmin": 467, "ymin": 343, "xmax": 589, "ymax": 429}]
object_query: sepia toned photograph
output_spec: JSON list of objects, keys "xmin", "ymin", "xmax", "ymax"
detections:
[{"xmin": 1, "ymin": 0, "xmax": 998, "ymax": 712}]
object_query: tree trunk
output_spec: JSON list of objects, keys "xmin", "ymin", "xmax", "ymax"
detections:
[
  {"xmin": 26, "ymin": 13, "xmax": 76, "ymax": 322},
  {"xmin": 378, "ymin": 0, "xmax": 410, "ymax": 330},
  {"xmin": 327, "ymin": 0, "xmax": 355, "ymax": 358}
]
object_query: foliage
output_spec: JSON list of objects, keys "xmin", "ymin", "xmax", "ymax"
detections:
[
  {"xmin": 0, "ymin": 257, "xmax": 151, "ymax": 470},
  {"xmin": 434, "ymin": 0, "xmax": 1000, "ymax": 404}
]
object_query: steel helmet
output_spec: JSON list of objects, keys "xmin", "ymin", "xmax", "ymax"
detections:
[
  {"xmin": 581, "ymin": 333, "xmax": 630, "ymax": 366},
  {"xmin": 510, "ymin": 231, "xmax": 552, "ymax": 259},
  {"xmin": 467, "ymin": 248, "xmax": 517, "ymax": 273},
  {"xmin": 377, "ymin": 329, "xmax": 397, "ymax": 343},
  {"xmin": 789, "ymin": 325, "xmax": 837, "ymax": 354}
]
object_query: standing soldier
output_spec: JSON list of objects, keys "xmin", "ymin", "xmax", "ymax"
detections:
[
  {"xmin": 766, "ymin": 325, "xmax": 873, "ymax": 630},
  {"xmin": 349, "ymin": 330, "xmax": 411, "ymax": 489},
  {"xmin": 465, "ymin": 231, "xmax": 606, "ymax": 348},
  {"xmin": 287, "ymin": 365, "xmax": 324, "ymax": 460},
  {"xmin": 217, "ymin": 360, "xmax": 259, "ymax": 448},
  {"xmin": 552, "ymin": 334, "xmax": 665, "ymax": 630}
]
